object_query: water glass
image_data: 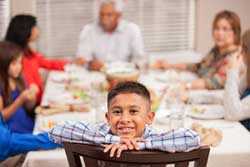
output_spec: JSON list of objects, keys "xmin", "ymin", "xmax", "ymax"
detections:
[{"xmin": 169, "ymin": 103, "xmax": 185, "ymax": 129}]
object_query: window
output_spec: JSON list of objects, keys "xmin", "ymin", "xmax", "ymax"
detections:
[
  {"xmin": 0, "ymin": 0, "xmax": 10, "ymax": 40},
  {"xmin": 36, "ymin": 0, "xmax": 196, "ymax": 57}
]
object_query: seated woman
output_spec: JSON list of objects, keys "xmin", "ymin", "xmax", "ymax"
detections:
[
  {"xmin": 5, "ymin": 14, "xmax": 73, "ymax": 103},
  {"xmin": 152, "ymin": 10, "xmax": 245, "ymax": 90},
  {"xmin": 224, "ymin": 30, "xmax": 250, "ymax": 130}
]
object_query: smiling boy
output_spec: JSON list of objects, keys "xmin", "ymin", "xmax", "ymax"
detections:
[{"xmin": 49, "ymin": 82, "xmax": 200, "ymax": 157}]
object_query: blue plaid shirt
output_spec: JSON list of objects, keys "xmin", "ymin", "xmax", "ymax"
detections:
[{"xmin": 49, "ymin": 122, "xmax": 200, "ymax": 152}]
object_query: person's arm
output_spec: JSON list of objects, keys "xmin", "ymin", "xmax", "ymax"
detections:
[
  {"xmin": 7, "ymin": 133, "xmax": 59, "ymax": 159},
  {"xmin": 48, "ymin": 122, "xmax": 120, "ymax": 145},
  {"xmin": 224, "ymin": 68, "xmax": 250, "ymax": 121},
  {"xmin": 0, "ymin": 94, "xmax": 25, "ymax": 121},
  {"xmin": 36, "ymin": 52, "xmax": 69, "ymax": 70},
  {"xmin": 138, "ymin": 128, "xmax": 200, "ymax": 152},
  {"xmin": 76, "ymin": 25, "xmax": 93, "ymax": 62},
  {"xmin": 0, "ymin": 111, "xmax": 58, "ymax": 161},
  {"xmin": 130, "ymin": 24, "xmax": 145, "ymax": 62},
  {"xmin": 24, "ymin": 84, "xmax": 39, "ymax": 110}
]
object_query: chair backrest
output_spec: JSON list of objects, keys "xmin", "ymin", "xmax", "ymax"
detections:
[{"xmin": 64, "ymin": 142, "xmax": 210, "ymax": 167}]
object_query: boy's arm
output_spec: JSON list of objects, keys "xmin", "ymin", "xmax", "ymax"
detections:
[
  {"xmin": 139, "ymin": 128, "xmax": 200, "ymax": 152},
  {"xmin": 48, "ymin": 122, "xmax": 120, "ymax": 145}
]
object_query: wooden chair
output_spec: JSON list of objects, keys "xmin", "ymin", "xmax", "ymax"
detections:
[{"xmin": 63, "ymin": 142, "xmax": 210, "ymax": 167}]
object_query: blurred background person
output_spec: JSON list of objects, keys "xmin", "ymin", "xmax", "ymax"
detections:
[
  {"xmin": 224, "ymin": 29, "xmax": 250, "ymax": 130},
  {"xmin": 152, "ymin": 10, "xmax": 245, "ymax": 90},
  {"xmin": 5, "ymin": 14, "xmax": 72, "ymax": 103},
  {"xmin": 76, "ymin": 0, "xmax": 145, "ymax": 71}
]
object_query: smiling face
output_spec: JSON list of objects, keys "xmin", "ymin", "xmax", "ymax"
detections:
[
  {"xmin": 8, "ymin": 55, "xmax": 22, "ymax": 79},
  {"xmin": 106, "ymin": 93, "xmax": 154, "ymax": 138}
]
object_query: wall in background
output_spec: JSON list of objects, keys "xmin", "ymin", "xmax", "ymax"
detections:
[
  {"xmin": 11, "ymin": 0, "xmax": 35, "ymax": 16},
  {"xmin": 11, "ymin": 0, "xmax": 250, "ymax": 55},
  {"xmin": 196, "ymin": 0, "xmax": 250, "ymax": 55}
]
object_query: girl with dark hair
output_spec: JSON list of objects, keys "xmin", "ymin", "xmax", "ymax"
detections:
[
  {"xmin": 0, "ymin": 41, "xmax": 37, "ymax": 133},
  {"xmin": 5, "ymin": 14, "xmax": 70, "ymax": 102}
]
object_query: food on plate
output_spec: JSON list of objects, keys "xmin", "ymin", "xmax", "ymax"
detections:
[
  {"xmin": 191, "ymin": 106, "xmax": 205, "ymax": 114},
  {"xmin": 73, "ymin": 91, "xmax": 90, "ymax": 101},
  {"xmin": 35, "ymin": 103, "xmax": 90, "ymax": 115},
  {"xmin": 149, "ymin": 89, "xmax": 161, "ymax": 112},
  {"xmin": 43, "ymin": 120, "xmax": 56, "ymax": 129},
  {"xmin": 192, "ymin": 123, "xmax": 223, "ymax": 147},
  {"xmin": 35, "ymin": 106, "xmax": 69, "ymax": 115},
  {"xmin": 105, "ymin": 62, "xmax": 140, "ymax": 89},
  {"xmin": 65, "ymin": 82, "xmax": 89, "ymax": 92}
]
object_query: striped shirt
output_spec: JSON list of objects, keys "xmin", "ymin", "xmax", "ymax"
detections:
[{"xmin": 48, "ymin": 122, "xmax": 200, "ymax": 152}]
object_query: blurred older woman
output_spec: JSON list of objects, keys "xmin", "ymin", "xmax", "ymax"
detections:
[{"xmin": 153, "ymin": 10, "xmax": 245, "ymax": 90}]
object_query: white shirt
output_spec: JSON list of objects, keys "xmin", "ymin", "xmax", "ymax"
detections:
[
  {"xmin": 76, "ymin": 20, "xmax": 144, "ymax": 62},
  {"xmin": 224, "ymin": 67, "xmax": 250, "ymax": 121}
]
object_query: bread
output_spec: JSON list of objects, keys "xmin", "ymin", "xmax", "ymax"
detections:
[{"xmin": 192, "ymin": 123, "xmax": 223, "ymax": 147}]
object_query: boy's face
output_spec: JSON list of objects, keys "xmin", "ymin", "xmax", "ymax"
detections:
[{"xmin": 106, "ymin": 93, "xmax": 155, "ymax": 139}]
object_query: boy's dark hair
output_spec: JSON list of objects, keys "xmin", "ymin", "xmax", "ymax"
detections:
[{"xmin": 108, "ymin": 81, "xmax": 151, "ymax": 106}]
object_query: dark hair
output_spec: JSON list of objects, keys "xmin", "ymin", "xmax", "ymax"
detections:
[
  {"xmin": 213, "ymin": 10, "xmax": 241, "ymax": 45},
  {"xmin": 108, "ymin": 81, "xmax": 151, "ymax": 106},
  {"xmin": 0, "ymin": 41, "xmax": 25, "ymax": 107},
  {"xmin": 5, "ymin": 14, "xmax": 37, "ymax": 55}
]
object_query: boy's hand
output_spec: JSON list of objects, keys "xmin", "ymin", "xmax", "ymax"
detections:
[
  {"xmin": 103, "ymin": 137, "xmax": 144, "ymax": 158},
  {"xmin": 120, "ymin": 137, "xmax": 144, "ymax": 150},
  {"xmin": 103, "ymin": 143, "xmax": 128, "ymax": 158}
]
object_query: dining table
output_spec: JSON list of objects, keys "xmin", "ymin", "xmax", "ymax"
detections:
[{"xmin": 22, "ymin": 55, "xmax": 250, "ymax": 167}]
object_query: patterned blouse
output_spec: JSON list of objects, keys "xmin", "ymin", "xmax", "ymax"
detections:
[{"xmin": 187, "ymin": 47, "xmax": 243, "ymax": 89}]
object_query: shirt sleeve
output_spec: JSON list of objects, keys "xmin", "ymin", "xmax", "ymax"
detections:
[
  {"xmin": 76, "ymin": 25, "xmax": 93, "ymax": 61},
  {"xmin": 138, "ymin": 128, "xmax": 200, "ymax": 152},
  {"xmin": 36, "ymin": 52, "xmax": 68, "ymax": 70},
  {"xmin": 224, "ymin": 68, "xmax": 250, "ymax": 121},
  {"xmin": 48, "ymin": 122, "xmax": 120, "ymax": 145},
  {"xmin": 0, "ymin": 132, "xmax": 59, "ymax": 161},
  {"xmin": 130, "ymin": 23, "xmax": 145, "ymax": 62}
]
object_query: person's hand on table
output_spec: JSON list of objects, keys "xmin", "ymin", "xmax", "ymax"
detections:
[
  {"xmin": 71, "ymin": 57, "xmax": 87, "ymax": 66},
  {"xmin": 88, "ymin": 58, "xmax": 104, "ymax": 71},
  {"xmin": 151, "ymin": 59, "xmax": 170, "ymax": 70},
  {"xmin": 184, "ymin": 79, "xmax": 206, "ymax": 90},
  {"xmin": 103, "ymin": 137, "xmax": 143, "ymax": 158}
]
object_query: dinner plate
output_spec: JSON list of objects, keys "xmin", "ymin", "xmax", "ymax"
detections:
[
  {"xmin": 186, "ymin": 105, "xmax": 224, "ymax": 120},
  {"xmin": 187, "ymin": 90, "xmax": 224, "ymax": 104}
]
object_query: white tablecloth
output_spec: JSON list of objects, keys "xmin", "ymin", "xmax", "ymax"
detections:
[
  {"xmin": 23, "ymin": 118, "xmax": 250, "ymax": 167},
  {"xmin": 22, "ymin": 66, "xmax": 250, "ymax": 167}
]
